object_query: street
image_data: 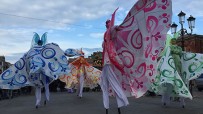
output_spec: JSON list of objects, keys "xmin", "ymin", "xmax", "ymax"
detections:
[{"xmin": 0, "ymin": 90, "xmax": 203, "ymax": 114}]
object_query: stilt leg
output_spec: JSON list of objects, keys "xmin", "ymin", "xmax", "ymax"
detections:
[
  {"xmin": 106, "ymin": 109, "xmax": 108, "ymax": 114},
  {"xmin": 118, "ymin": 108, "xmax": 121, "ymax": 114},
  {"xmin": 181, "ymin": 97, "xmax": 185, "ymax": 108},
  {"xmin": 44, "ymin": 100, "xmax": 46, "ymax": 106},
  {"xmin": 182, "ymin": 105, "xmax": 185, "ymax": 108}
]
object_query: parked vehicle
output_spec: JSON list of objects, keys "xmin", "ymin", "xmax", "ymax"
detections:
[{"xmin": 194, "ymin": 74, "xmax": 203, "ymax": 91}]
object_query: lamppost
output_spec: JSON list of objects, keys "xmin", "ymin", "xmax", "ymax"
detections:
[
  {"xmin": 170, "ymin": 11, "xmax": 196, "ymax": 51},
  {"xmin": 170, "ymin": 11, "xmax": 196, "ymax": 96}
]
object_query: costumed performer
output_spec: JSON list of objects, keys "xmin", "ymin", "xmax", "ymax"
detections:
[{"xmin": 100, "ymin": 0, "xmax": 172, "ymax": 114}]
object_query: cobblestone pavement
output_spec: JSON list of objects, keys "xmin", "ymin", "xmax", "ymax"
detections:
[{"xmin": 0, "ymin": 90, "xmax": 203, "ymax": 114}]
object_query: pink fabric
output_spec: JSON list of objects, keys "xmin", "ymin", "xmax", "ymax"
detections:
[
  {"xmin": 103, "ymin": 0, "xmax": 172, "ymax": 98},
  {"xmin": 103, "ymin": 8, "xmax": 125, "ymax": 74}
]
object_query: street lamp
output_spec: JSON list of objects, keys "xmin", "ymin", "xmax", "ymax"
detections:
[
  {"xmin": 187, "ymin": 15, "xmax": 196, "ymax": 34},
  {"xmin": 170, "ymin": 11, "xmax": 196, "ymax": 51},
  {"xmin": 170, "ymin": 22, "xmax": 178, "ymax": 34},
  {"xmin": 178, "ymin": 11, "xmax": 186, "ymax": 24}
]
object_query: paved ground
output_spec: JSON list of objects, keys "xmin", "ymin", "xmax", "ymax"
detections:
[{"xmin": 0, "ymin": 90, "xmax": 203, "ymax": 114}]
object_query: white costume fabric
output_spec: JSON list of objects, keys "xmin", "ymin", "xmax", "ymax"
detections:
[
  {"xmin": 35, "ymin": 74, "xmax": 50, "ymax": 106},
  {"xmin": 101, "ymin": 47, "xmax": 129, "ymax": 108},
  {"xmin": 101, "ymin": 0, "xmax": 172, "ymax": 109},
  {"xmin": 0, "ymin": 33, "xmax": 70, "ymax": 108},
  {"xmin": 161, "ymin": 83, "xmax": 185, "ymax": 107},
  {"xmin": 77, "ymin": 69, "xmax": 85, "ymax": 97},
  {"xmin": 100, "ymin": 1, "xmax": 172, "ymax": 111},
  {"xmin": 152, "ymin": 45, "xmax": 203, "ymax": 107},
  {"xmin": 100, "ymin": 64, "xmax": 129, "ymax": 109},
  {"xmin": 60, "ymin": 53, "xmax": 101, "ymax": 98}
]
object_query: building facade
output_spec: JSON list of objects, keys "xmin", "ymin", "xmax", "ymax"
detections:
[
  {"xmin": 0, "ymin": 56, "xmax": 12, "ymax": 74},
  {"xmin": 176, "ymin": 34, "xmax": 203, "ymax": 53}
]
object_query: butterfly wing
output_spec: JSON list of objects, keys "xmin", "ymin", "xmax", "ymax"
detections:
[
  {"xmin": 111, "ymin": 0, "xmax": 172, "ymax": 97},
  {"xmin": 0, "ymin": 55, "xmax": 30, "ymax": 89}
]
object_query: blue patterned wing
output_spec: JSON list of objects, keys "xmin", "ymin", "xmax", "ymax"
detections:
[
  {"xmin": 29, "ymin": 43, "xmax": 70, "ymax": 80},
  {"xmin": 0, "ymin": 55, "xmax": 30, "ymax": 89},
  {"xmin": 64, "ymin": 48, "xmax": 83, "ymax": 57}
]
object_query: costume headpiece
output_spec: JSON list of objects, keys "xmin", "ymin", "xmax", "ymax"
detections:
[{"xmin": 31, "ymin": 32, "xmax": 48, "ymax": 48}]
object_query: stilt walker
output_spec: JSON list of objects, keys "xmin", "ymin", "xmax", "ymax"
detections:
[
  {"xmin": 152, "ymin": 37, "xmax": 203, "ymax": 108},
  {"xmin": 60, "ymin": 49, "xmax": 101, "ymax": 98},
  {"xmin": 101, "ymin": 19, "xmax": 129, "ymax": 114},
  {"xmin": 0, "ymin": 32, "xmax": 70, "ymax": 109},
  {"xmin": 100, "ymin": 0, "xmax": 172, "ymax": 113}
]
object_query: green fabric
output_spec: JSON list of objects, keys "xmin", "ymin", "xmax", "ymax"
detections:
[
  {"xmin": 151, "ymin": 45, "xmax": 203, "ymax": 99},
  {"xmin": 152, "ymin": 31, "xmax": 203, "ymax": 100},
  {"xmin": 170, "ymin": 45, "xmax": 183, "ymax": 80},
  {"xmin": 152, "ymin": 46, "xmax": 203, "ymax": 99},
  {"xmin": 159, "ymin": 31, "xmax": 181, "ymax": 57}
]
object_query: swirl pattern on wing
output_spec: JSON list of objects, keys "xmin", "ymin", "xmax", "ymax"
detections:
[
  {"xmin": 109, "ymin": 0, "xmax": 172, "ymax": 98},
  {"xmin": 0, "ymin": 43, "xmax": 69, "ymax": 89},
  {"xmin": 59, "ymin": 57, "xmax": 101, "ymax": 89},
  {"xmin": 0, "ymin": 56, "xmax": 29, "ymax": 89},
  {"xmin": 42, "ymin": 48, "xmax": 56, "ymax": 59},
  {"xmin": 152, "ymin": 47, "xmax": 192, "ymax": 99}
]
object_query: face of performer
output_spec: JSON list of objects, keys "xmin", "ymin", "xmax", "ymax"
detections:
[
  {"xmin": 170, "ymin": 39, "xmax": 177, "ymax": 45},
  {"xmin": 105, "ymin": 20, "xmax": 111, "ymax": 29}
]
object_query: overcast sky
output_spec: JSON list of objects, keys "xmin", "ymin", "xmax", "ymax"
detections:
[{"xmin": 0, "ymin": 0, "xmax": 203, "ymax": 64}]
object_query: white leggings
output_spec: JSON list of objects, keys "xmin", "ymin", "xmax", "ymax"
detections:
[
  {"xmin": 100, "ymin": 64, "xmax": 129, "ymax": 109},
  {"xmin": 77, "ymin": 73, "xmax": 85, "ymax": 97},
  {"xmin": 35, "ymin": 76, "xmax": 50, "ymax": 106},
  {"xmin": 162, "ymin": 83, "xmax": 185, "ymax": 106}
]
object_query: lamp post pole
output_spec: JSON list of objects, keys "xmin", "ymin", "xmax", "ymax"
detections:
[{"xmin": 180, "ymin": 23, "xmax": 185, "ymax": 51}]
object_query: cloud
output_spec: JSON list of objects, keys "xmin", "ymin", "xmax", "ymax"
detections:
[
  {"xmin": 172, "ymin": 0, "xmax": 203, "ymax": 17},
  {"xmin": 1, "ymin": 0, "xmax": 203, "ymax": 64},
  {"xmin": 90, "ymin": 33, "xmax": 104, "ymax": 38},
  {"xmin": 0, "ymin": 0, "xmax": 118, "ymax": 29},
  {"xmin": 0, "ymin": 28, "xmax": 35, "ymax": 55}
]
